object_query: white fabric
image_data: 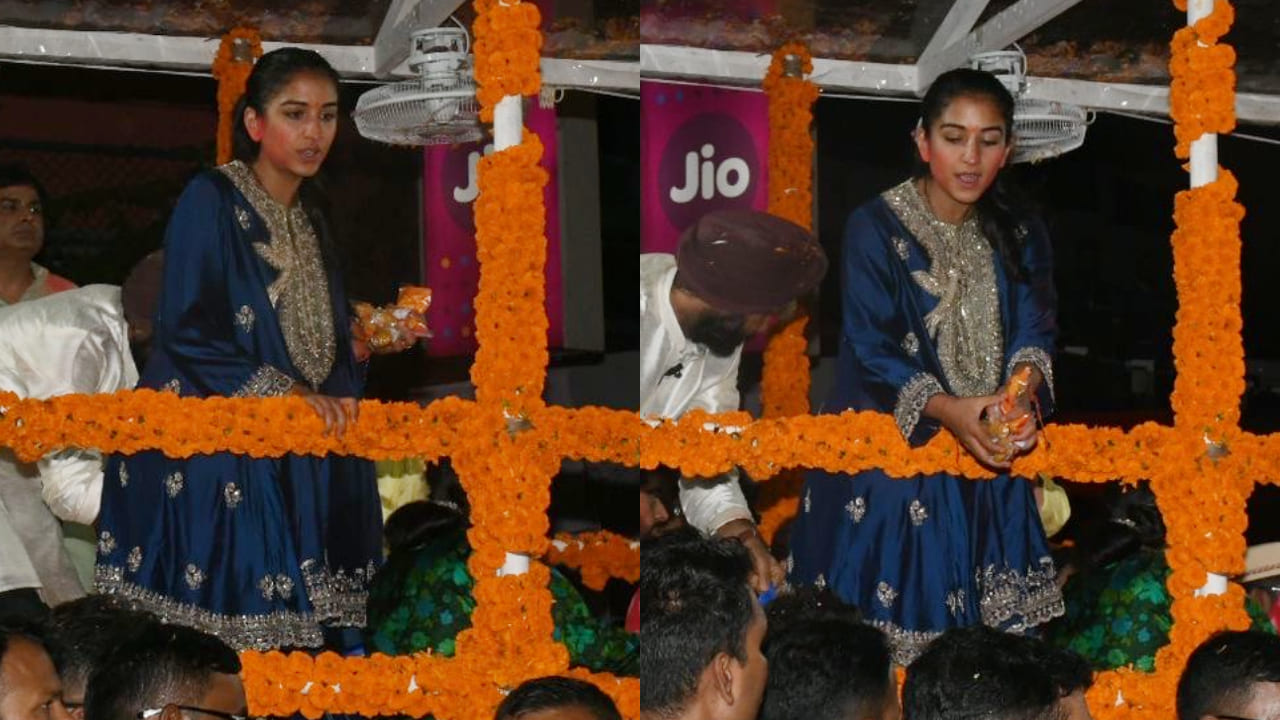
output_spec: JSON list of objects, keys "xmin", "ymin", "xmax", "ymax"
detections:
[
  {"xmin": 0, "ymin": 285, "xmax": 138, "ymax": 600},
  {"xmin": 639, "ymin": 254, "xmax": 751, "ymax": 534}
]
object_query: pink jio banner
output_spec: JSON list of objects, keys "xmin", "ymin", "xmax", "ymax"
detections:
[
  {"xmin": 421, "ymin": 102, "xmax": 564, "ymax": 356},
  {"xmin": 640, "ymin": 80, "xmax": 770, "ymax": 255}
]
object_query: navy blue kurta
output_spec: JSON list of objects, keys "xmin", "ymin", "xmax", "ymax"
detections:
[
  {"xmin": 788, "ymin": 180, "xmax": 1064, "ymax": 664},
  {"xmin": 96, "ymin": 167, "xmax": 381, "ymax": 650}
]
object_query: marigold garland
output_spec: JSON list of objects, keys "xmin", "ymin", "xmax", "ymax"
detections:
[
  {"xmin": 1169, "ymin": 0, "xmax": 1236, "ymax": 158},
  {"xmin": 211, "ymin": 27, "xmax": 262, "ymax": 165},
  {"xmin": 547, "ymin": 531, "xmax": 639, "ymax": 590},
  {"xmin": 758, "ymin": 43, "xmax": 820, "ymax": 542},
  {"xmin": 471, "ymin": 0, "xmax": 542, "ymax": 122}
]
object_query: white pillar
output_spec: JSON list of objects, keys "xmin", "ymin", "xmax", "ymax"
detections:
[{"xmin": 1187, "ymin": 0, "xmax": 1218, "ymax": 191}]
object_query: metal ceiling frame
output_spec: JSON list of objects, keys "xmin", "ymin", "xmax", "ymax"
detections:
[{"xmin": 1, "ymin": 0, "xmax": 1277, "ymax": 123}]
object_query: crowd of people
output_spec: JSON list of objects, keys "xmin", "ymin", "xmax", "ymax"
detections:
[{"xmin": 639, "ymin": 530, "xmax": 1280, "ymax": 720}]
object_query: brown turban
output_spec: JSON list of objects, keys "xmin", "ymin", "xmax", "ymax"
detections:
[{"xmin": 675, "ymin": 209, "xmax": 827, "ymax": 314}]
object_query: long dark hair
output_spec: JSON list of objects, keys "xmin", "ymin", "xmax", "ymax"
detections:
[
  {"xmin": 915, "ymin": 67, "xmax": 1029, "ymax": 282},
  {"xmin": 383, "ymin": 463, "xmax": 470, "ymax": 555},
  {"xmin": 230, "ymin": 47, "xmax": 342, "ymax": 269}
]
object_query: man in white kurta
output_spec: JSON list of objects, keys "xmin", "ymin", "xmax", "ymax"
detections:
[
  {"xmin": 639, "ymin": 209, "xmax": 827, "ymax": 591},
  {"xmin": 0, "ymin": 285, "xmax": 139, "ymax": 611}
]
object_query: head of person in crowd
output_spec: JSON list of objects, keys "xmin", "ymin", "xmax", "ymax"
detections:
[
  {"xmin": 0, "ymin": 621, "xmax": 69, "ymax": 720},
  {"xmin": 1028, "ymin": 634, "xmax": 1094, "ymax": 720},
  {"xmin": 904, "ymin": 626, "xmax": 1089, "ymax": 720},
  {"xmin": 84, "ymin": 623, "xmax": 244, "ymax": 720},
  {"xmin": 1059, "ymin": 482, "xmax": 1165, "ymax": 586},
  {"xmin": 1177, "ymin": 631, "xmax": 1280, "ymax": 720},
  {"xmin": 382, "ymin": 464, "xmax": 470, "ymax": 558},
  {"xmin": 0, "ymin": 165, "xmax": 48, "ymax": 267},
  {"xmin": 913, "ymin": 67, "xmax": 1029, "ymax": 282},
  {"xmin": 759, "ymin": 590, "xmax": 895, "ymax": 720},
  {"xmin": 669, "ymin": 209, "xmax": 826, "ymax": 357},
  {"xmin": 44, "ymin": 596, "xmax": 159, "ymax": 720},
  {"xmin": 494, "ymin": 676, "xmax": 621, "ymax": 720},
  {"xmin": 640, "ymin": 531, "xmax": 766, "ymax": 720},
  {"xmin": 640, "ymin": 469, "xmax": 682, "ymax": 540},
  {"xmin": 120, "ymin": 250, "xmax": 165, "ymax": 369}
]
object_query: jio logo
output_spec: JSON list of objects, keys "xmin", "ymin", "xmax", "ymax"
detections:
[
  {"xmin": 658, "ymin": 112, "xmax": 758, "ymax": 230},
  {"xmin": 442, "ymin": 141, "xmax": 494, "ymax": 231}
]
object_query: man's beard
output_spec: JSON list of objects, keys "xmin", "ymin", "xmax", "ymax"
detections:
[{"xmin": 685, "ymin": 312, "xmax": 750, "ymax": 357}]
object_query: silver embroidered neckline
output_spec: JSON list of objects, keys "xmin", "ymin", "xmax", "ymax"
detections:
[
  {"xmin": 884, "ymin": 179, "xmax": 1003, "ymax": 397},
  {"xmin": 219, "ymin": 161, "xmax": 335, "ymax": 389}
]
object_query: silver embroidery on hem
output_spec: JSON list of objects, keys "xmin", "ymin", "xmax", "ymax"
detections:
[
  {"xmin": 1007, "ymin": 346, "xmax": 1056, "ymax": 406},
  {"xmin": 895, "ymin": 373, "xmax": 945, "ymax": 439},
  {"xmin": 977, "ymin": 557, "xmax": 1065, "ymax": 630},
  {"xmin": 219, "ymin": 161, "xmax": 335, "ymax": 390},
  {"xmin": 883, "ymin": 179, "xmax": 1003, "ymax": 398},
  {"xmin": 233, "ymin": 365, "xmax": 295, "ymax": 398},
  {"xmin": 94, "ymin": 565, "xmax": 325, "ymax": 650}
]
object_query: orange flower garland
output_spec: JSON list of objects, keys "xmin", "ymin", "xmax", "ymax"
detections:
[
  {"xmin": 211, "ymin": 27, "xmax": 262, "ymax": 165},
  {"xmin": 758, "ymin": 43, "xmax": 820, "ymax": 542},
  {"xmin": 1168, "ymin": 0, "xmax": 1236, "ymax": 158},
  {"xmin": 471, "ymin": 0, "xmax": 542, "ymax": 122},
  {"xmin": 547, "ymin": 531, "xmax": 640, "ymax": 590}
]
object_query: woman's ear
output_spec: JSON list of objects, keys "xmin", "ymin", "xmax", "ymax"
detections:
[
  {"xmin": 913, "ymin": 127, "xmax": 931, "ymax": 164},
  {"xmin": 244, "ymin": 106, "xmax": 264, "ymax": 143}
]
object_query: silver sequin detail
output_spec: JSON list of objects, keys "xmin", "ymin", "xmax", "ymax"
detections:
[
  {"xmin": 902, "ymin": 331, "xmax": 919, "ymax": 356},
  {"xmin": 224, "ymin": 482, "xmax": 242, "ymax": 509},
  {"xmin": 234, "ymin": 205, "xmax": 252, "ymax": 230},
  {"xmin": 276, "ymin": 574, "xmax": 295, "ymax": 599},
  {"xmin": 118, "ymin": 464, "xmax": 129, "ymax": 487},
  {"xmin": 803, "ymin": 489, "xmax": 812, "ymax": 514},
  {"xmin": 895, "ymin": 372, "xmax": 945, "ymax": 439},
  {"xmin": 184, "ymin": 564, "xmax": 206, "ymax": 590},
  {"xmin": 846, "ymin": 497, "xmax": 867, "ymax": 523},
  {"xmin": 164, "ymin": 471, "xmax": 184, "ymax": 498},
  {"xmin": 258, "ymin": 575, "xmax": 276, "ymax": 601},
  {"xmin": 909, "ymin": 499, "xmax": 929, "ymax": 526},
  {"xmin": 127, "ymin": 546, "xmax": 143, "ymax": 573},
  {"xmin": 814, "ymin": 573, "xmax": 827, "ymax": 590},
  {"xmin": 97, "ymin": 531, "xmax": 117, "ymax": 556},
  {"xmin": 946, "ymin": 589, "xmax": 967, "ymax": 618},
  {"xmin": 785, "ymin": 554, "xmax": 794, "ymax": 574},
  {"xmin": 161, "ymin": 378, "xmax": 181, "ymax": 394},
  {"xmin": 977, "ymin": 557, "xmax": 1064, "ymax": 629},
  {"xmin": 877, "ymin": 581, "xmax": 899, "ymax": 608},
  {"xmin": 892, "ymin": 235, "xmax": 911, "ymax": 261},
  {"xmin": 235, "ymin": 305, "xmax": 255, "ymax": 333},
  {"xmin": 884, "ymin": 180, "xmax": 1003, "ymax": 398},
  {"xmin": 233, "ymin": 365, "xmax": 295, "ymax": 398},
  {"xmin": 220, "ymin": 161, "xmax": 335, "ymax": 389}
]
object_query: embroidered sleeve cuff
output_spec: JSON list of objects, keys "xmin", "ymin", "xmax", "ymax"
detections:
[
  {"xmin": 1007, "ymin": 346, "xmax": 1055, "ymax": 405},
  {"xmin": 234, "ymin": 365, "xmax": 296, "ymax": 398},
  {"xmin": 894, "ymin": 373, "xmax": 946, "ymax": 440}
]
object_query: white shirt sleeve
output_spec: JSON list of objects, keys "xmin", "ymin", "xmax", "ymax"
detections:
[
  {"xmin": 679, "ymin": 470, "xmax": 753, "ymax": 535},
  {"xmin": 37, "ymin": 450, "xmax": 102, "ymax": 525}
]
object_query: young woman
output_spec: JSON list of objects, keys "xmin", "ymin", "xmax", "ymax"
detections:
[
  {"xmin": 788, "ymin": 68, "xmax": 1063, "ymax": 664},
  {"xmin": 96, "ymin": 48, "xmax": 383, "ymax": 650}
]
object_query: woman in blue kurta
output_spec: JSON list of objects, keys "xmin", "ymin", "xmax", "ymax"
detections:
[
  {"xmin": 95, "ymin": 49, "xmax": 382, "ymax": 650},
  {"xmin": 788, "ymin": 68, "xmax": 1064, "ymax": 664}
]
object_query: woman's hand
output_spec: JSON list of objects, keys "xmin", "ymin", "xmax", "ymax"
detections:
[
  {"xmin": 291, "ymin": 384, "xmax": 359, "ymax": 437},
  {"xmin": 716, "ymin": 518, "xmax": 786, "ymax": 593},
  {"xmin": 924, "ymin": 393, "xmax": 1013, "ymax": 470}
]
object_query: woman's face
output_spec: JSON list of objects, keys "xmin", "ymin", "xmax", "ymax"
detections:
[
  {"xmin": 914, "ymin": 93, "xmax": 1011, "ymax": 216},
  {"xmin": 245, "ymin": 71, "xmax": 339, "ymax": 180}
]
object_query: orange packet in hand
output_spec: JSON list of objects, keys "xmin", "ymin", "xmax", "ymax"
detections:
[
  {"xmin": 986, "ymin": 365, "xmax": 1034, "ymax": 463},
  {"xmin": 353, "ymin": 285, "xmax": 432, "ymax": 351}
]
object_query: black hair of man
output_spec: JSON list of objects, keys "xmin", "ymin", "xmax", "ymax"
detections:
[
  {"xmin": 494, "ymin": 676, "xmax": 621, "ymax": 720},
  {"xmin": 44, "ymin": 595, "xmax": 159, "ymax": 703},
  {"xmin": 904, "ymin": 626, "xmax": 1066, "ymax": 720},
  {"xmin": 639, "ymin": 528, "xmax": 756, "ymax": 717},
  {"xmin": 759, "ymin": 601, "xmax": 891, "ymax": 720},
  {"xmin": 0, "ymin": 165, "xmax": 47, "ymax": 210},
  {"xmin": 1177, "ymin": 630, "xmax": 1280, "ymax": 720},
  {"xmin": 83, "ymin": 623, "xmax": 241, "ymax": 720}
]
